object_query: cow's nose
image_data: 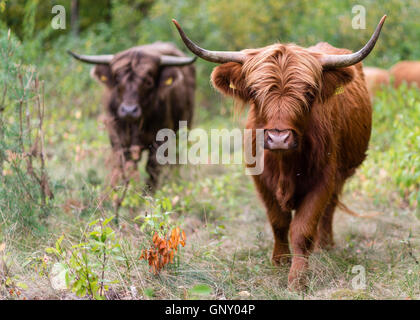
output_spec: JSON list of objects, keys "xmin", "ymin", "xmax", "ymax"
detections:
[
  {"xmin": 264, "ymin": 129, "xmax": 297, "ymax": 150},
  {"xmin": 121, "ymin": 104, "xmax": 139, "ymax": 115}
]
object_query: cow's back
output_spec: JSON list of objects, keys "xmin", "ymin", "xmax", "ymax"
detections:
[{"xmin": 390, "ymin": 61, "xmax": 420, "ymax": 88}]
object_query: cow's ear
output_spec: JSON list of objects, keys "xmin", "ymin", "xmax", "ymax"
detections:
[
  {"xmin": 90, "ymin": 65, "xmax": 115, "ymax": 88},
  {"xmin": 211, "ymin": 62, "xmax": 251, "ymax": 102},
  {"xmin": 320, "ymin": 66, "xmax": 354, "ymax": 101}
]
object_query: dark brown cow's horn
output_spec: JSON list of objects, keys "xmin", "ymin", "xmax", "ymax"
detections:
[
  {"xmin": 160, "ymin": 55, "xmax": 197, "ymax": 66},
  {"xmin": 172, "ymin": 19, "xmax": 246, "ymax": 64},
  {"xmin": 69, "ymin": 50, "xmax": 195, "ymax": 67},
  {"xmin": 319, "ymin": 15, "xmax": 387, "ymax": 69},
  {"xmin": 68, "ymin": 51, "xmax": 114, "ymax": 64}
]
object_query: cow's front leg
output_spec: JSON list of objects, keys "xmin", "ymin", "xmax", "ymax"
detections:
[
  {"xmin": 315, "ymin": 181, "xmax": 344, "ymax": 250},
  {"xmin": 145, "ymin": 149, "xmax": 161, "ymax": 193},
  {"xmin": 108, "ymin": 148, "xmax": 127, "ymax": 188},
  {"xmin": 288, "ymin": 180, "xmax": 333, "ymax": 290},
  {"xmin": 253, "ymin": 176, "xmax": 292, "ymax": 265},
  {"xmin": 315, "ymin": 194, "xmax": 338, "ymax": 250},
  {"xmin": 108, "ymin": 146, "xmax": 141, "ymax": 187},
  {"xmin": 270, "ymin": 208, "xmax": 292, "ymax": 266}
]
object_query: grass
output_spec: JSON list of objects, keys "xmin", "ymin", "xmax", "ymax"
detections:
[
  {"xmin": 2, "ymin": 166, "xmax": 419, "ymax": 300},
  {"xmin": 1, "ymin": 89, "xmax": 419, "ymax": 299}
]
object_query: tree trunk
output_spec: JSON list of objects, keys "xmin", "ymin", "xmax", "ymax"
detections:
[
  {"xmin": 71, "ymin": 0, "xmax": 80, "ymax": 36},
  {"xmin": 105, "ymin": 0, "xmax": 112, "ymax": 24}
]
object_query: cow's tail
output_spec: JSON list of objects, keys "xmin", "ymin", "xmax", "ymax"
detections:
[{"xmin": 337, "ymin": 201, "xmax": 383, "ymax": 218}]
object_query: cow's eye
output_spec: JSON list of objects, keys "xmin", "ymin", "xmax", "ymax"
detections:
[
  {"xmin": 115, "ymin": 74, "xmax": 123, "ymax": 83},
  {"xmin": 144, "ymin": 78, "xmax": 154, "ymax": 88},
  {"xmin": 304, "ymin": 90, "xmax": 315, "ymax": 106}
]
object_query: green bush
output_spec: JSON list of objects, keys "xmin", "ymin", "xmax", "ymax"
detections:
[
  {"xmin": 45, "ymin": 217, "xmax": 123, "ymax": 300},
  {"xmin": 0, "ymin": 29, "xmax": 55, "ymax": 237},
  {"xmin": 347, "ymin": 84, "xmax": 420, "ymax": 213}
]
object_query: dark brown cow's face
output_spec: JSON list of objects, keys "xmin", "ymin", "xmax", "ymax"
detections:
[
  {"xmin": 92, "ymin": 51, "xmax": 168, "ymax": 122},
  {"xmin": 69, "ymin": 44, "xmax": 196, "ymax": 124},
  {"xmin": 211, "ymin": 44, "xmax": 355, "ymax": 151}
]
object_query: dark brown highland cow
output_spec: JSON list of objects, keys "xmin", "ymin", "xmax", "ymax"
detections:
[
  {"xmin": 173, "ymin": 16, "xmax": 386, "ymax": 289},
  {"xmin": 69, "ymin": 42, "xmax": 196, "ymax": 191}
]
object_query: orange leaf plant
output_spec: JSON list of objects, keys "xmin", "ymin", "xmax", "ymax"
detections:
[{"xmin": 139, "ymin": 227, "xmax": 186, "ymax": 274}]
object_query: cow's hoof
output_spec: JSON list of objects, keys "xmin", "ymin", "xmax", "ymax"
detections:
[
  {"xmin": 287, "ymin": 274, "xmax": 308, "ymax": 292},
  {"xmin": 130, "ymin": 146, "xmax": 141, "ymax": 161},
  {"xmin": 144, "ymin": 181, "xmax": 158, "ymax": 194},
  {"xmin": 287, "ymin": 257, "xmax": 309, "ymax": 291},
  {"xmin": 271, "ymin": 254, "xmax": 291, "ymax": 266}
]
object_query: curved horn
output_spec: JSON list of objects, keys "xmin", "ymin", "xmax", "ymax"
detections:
[
  {"xmin": 172, "ymin": 19, "xmax": 246, "ymax": 64},
  {"xmin": 319, "ymin": 15, "xmax": 387, "ymax": 70},
  {"xmin": 67, "ymin": 50, "xmax": 114, "ymax": 65},
  {"xmin": 160, "ymin": 55, "xmax": 197, "ymax": 66}
]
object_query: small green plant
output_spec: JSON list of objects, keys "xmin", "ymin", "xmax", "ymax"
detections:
[
  {"xmin": 46, "ymin": 217, "xmax": 123, "ymax": 300},
  {"xmin": 130, "ymin": 195, "xmax": 187, "ymax": 274},
  {"xmin": 134, "ymin": 196, "xmax": 174, "ymax": 236}
]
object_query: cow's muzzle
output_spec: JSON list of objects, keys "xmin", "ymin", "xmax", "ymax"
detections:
[
  {"xmin": 118, "ymin": 103, "xmax": 142, "ymax": 120},
  {"xmin": 264, "ymin": 129, "xmax": 298, "ymax": 151}
]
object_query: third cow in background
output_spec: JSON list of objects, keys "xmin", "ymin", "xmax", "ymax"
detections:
[{"xmin": 390, "ymin": 60, "xmax": 420, "ymax": 89}]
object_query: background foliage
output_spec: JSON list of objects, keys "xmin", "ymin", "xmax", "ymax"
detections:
[{"xmin": 0, "ymin": 0, "xmax": 419, "ymax": 300}]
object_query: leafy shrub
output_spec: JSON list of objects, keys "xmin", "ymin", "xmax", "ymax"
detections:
[
  {"xmin": 46, "ymin": 217, "xmax": 123, "ymax": 300},
  {"xmin": 347, "ymin": 84, "xmax": 419, "ymax": 213},
  {"xmin": 0, "ymin": 29, "xmax": 55, "ymax": 237}
]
